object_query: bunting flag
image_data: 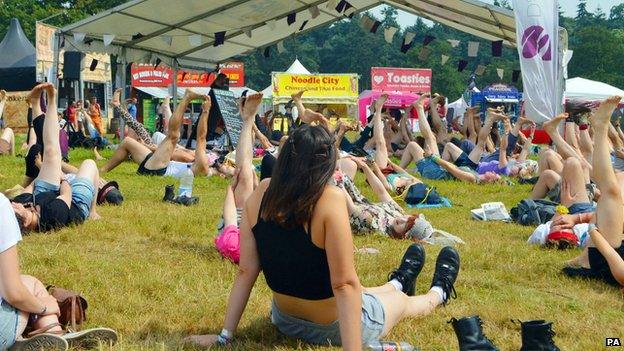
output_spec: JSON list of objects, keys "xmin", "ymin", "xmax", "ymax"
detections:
[
  {"xmin": 277, "ymin": 40, "xmax": 286, "ymax": 53},
  {"xmin": 370, "ymin": 21, "xmax": 381, "ymax": 34},
  {"xmin": 60, "ymin": 36, "xmax": 65, "ymax": 48},
  {"xmin": 384, "ymin": 26, "xmax": 398, "ymax": 43},
  {"xmin": 475, "ymin": 64, "xmax": 486, "ymax": 76},
  {"xmin": 326, "ymin": 0, "xmax": 338, "ymax": 10},
  {"xmin": 131, "ymin": 33, "xmax": 144, "ymax": 41},
  {"xmin": 344, "ymin": 6, "xmax": 356, "ymax": 17},
  {"xmin": 83, "ymin": 38, "xmax": 93, "ymax": 45},
  {"xmin": 512, "ymin": 69, "xmax": 521, "ymax": 83},
  {"xmin": 404, "ymin": 32, "xmax": 416, "ymax": 45},
  {"xmin": 447, "ymin": 39, "xmax": 460, "ymax": 47},
  {"xmin": 441, "ymin": 54, "xmax": 450, "ymax": 65},
  {"xmin": 214, "ymin": 31, "xmax": 226, "ymax": 46},
  {"xmin": 103, "ymin": 34, "xmax": 115, "ymax": 46},
  {"xmin": 423, "ymin": 35, "xmax": 435, "ymax": 46},
  {"xmin": 400, "ymin": 41, "xmax": 412, "ymax": 54},
  {"xmin": 299, "ymin": 20, "xmax": 309, "ymax": 31},
  {"xmin": 335, "ymin": 0, "xmax": 348, "ymax": 12},
  {"xmin": 458, "ymin": 60, "xmax": 468, "ymax": 72},
  {"xmin": 309, "ymin": 5, "xmax": 320, "ymax": 19},
  {"xmin": 189, "ymin": 35, "xmax": 202, "ymax": 47},
  {"xmin": 287, "ymin": 12, "xmax": 296, "ymax": 25},
  {"xmin": 267, "ymin": 20, "xmax": 276, "ymax": 30},
  {"xmin": 492, "ymin": 40, "xmax": 503, "ymax": 57},
  {"xmin": 361, "ymin": 16, "xmax": 374, "ymax": 31},
  {"xmin": 468, "ymin": 41, "xmax": 480, "ymax": 57},
  {"xmin": 418, "ymin": 47, "xmax": 432, "ymax": 61},
  {"xmin": 73, "ymin": 32, "xmax": 86, "ymax": 44},
  {"xmin": 155, "ymin": 58, "xmax": 162, "ymax": 68},
  {"xmin": 161, "ymin": 35, "xmax": 173, "ymax": 46},
  {"xmin": 497, "ymin": 68, "xmax": 504, "ymax": 80},
  {"xmin": 263, "ymin": 47, "xmax": 271, "ymax": 58},
  {"xmin": 89, "ymin": 59, "xmax": 98, "ymax": 71},
  {"xmin": 244, "ymin": 28, "xmax": 252, "ymax": 38}
]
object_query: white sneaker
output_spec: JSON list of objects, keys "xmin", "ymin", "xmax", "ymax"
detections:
[
  {"xmin": 62, "ymin": 328, "xmax": 118, "ymax": 349},
  {"xmin": 10, "ymin": 333, "xmax": 68, "ymax": 351}
]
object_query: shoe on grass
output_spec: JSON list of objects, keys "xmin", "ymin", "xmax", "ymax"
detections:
[
  {"xmin": 9, "ymin": 333, "xmax": 68, "ymax": 351},
  {"xmin": 63, "ymin": 327, "xmax": 118, "ymax": 349},
  {"xmin": 430, "ymin": 246, "xmax": 460, "ymax": 305},
  {"xmin": 387, "ymin": 243, "xmax": 426, "ymax": 296}
]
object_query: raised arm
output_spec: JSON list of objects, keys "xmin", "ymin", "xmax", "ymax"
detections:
[
  {"xmin": 414, "ymin": 93, "xmax": 439, "ymax": 155},
  {"xmin": 433, "ymin": 157, "xmax": 477, "ymax": 183}
]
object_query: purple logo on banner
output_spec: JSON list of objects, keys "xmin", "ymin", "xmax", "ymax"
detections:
[{"xmin": 521, "ymin": 25, "xmax": 552, "ymax": 61}]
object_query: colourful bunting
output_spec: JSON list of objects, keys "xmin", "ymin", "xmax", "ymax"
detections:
[
  {"xmin": 468, "ymin": 41, "xmax": 479, "ymax": 57},
  {"xmin": 287, "ymin": 13, "xmax": 296, "ymax": 25},
  {"xmin": 214, "ymin": 31, "xmax": 226, "ymax": 46},
  {"xmin": 441, "ymin": 54, "xmax": 450, "ymax": 65},
  {"xmin": 492, "ymin": 40, "xmax": 503, "ymax": 57},
  {"xmin": 458, "ymin": 60, "xmax": 468, "ymax": 72},
  {"xmin": 423, "ymin": 35, "xmax": 435, "ymax": 46},
  {"xmin": 384, "ymin": 26, "xmax": 398, "ymax": 43},
  {"xmin": 418, "ymin": 47, "xmax": 432, "ymax": 61}
]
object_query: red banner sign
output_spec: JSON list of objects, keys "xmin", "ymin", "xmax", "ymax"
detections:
[
  {"xmin": 131, "ymin": 62, "xmax": 245, "ymax": 88},
  {"xmin": 371, "ymin": 67, "xmax": 432, "ymax": 93}
]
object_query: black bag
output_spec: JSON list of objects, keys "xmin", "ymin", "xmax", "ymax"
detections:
[
  {"xmin": 510, "ymin": 199, "xmax": 557, "ymax": 226},
  {"xmin": 404, "ymin": 183, "xmax": 444, "ymax": 205}
]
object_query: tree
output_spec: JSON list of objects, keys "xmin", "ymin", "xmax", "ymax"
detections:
[
  {"xmin": 608, "ymin": 3, "xmax": 624, "ymax": 29},
  {"xmin": 568, "ymin": 25, "xmax": 624, "ymax": 89}
]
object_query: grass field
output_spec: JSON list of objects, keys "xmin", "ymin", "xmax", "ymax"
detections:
[{"xmin": 1, "ymin": 141, "xmax": 622, "ymax": 351}]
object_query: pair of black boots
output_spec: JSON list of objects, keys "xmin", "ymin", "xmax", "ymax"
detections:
[
  {"xmin": 450, "ymin": 315, "xmax": 559, "ymax": 351},
  {"xmin": 162, "ymin": 185, "xmax": 199, "ymax": 206}
]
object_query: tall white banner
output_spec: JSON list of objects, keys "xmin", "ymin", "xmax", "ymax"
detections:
[{"xmin": 512, "ymin": 0, "xmax": 559, "ymax": 123}]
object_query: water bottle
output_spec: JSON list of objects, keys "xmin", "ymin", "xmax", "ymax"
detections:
[
  {"xmin": 178, "ymin": 164, "xmax": 194, "ymax": 198},
  {"xmin": 366, "ymin": 341, "xmax": 415, "ymax": 351}
]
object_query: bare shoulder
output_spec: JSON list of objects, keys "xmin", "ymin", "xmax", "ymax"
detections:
[{"xmin": 316, "ymin": 185, "xmax": 346, "ymax": 211}]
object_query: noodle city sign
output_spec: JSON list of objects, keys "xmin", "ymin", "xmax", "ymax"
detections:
[
  {"xmin": 371, "ymin": 67, "xmax": 432, "ymax": 93},
  {"xmin": 271, "ymin": 72, "xmax": 359, "ymax": 104}
]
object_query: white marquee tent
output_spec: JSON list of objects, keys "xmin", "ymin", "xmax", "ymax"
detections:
[
  {"xmin": 565, "ymin": 77, "xmax": 624, "ymax": 101},
  {"xmin": 261, "ymin": 58, "xmax": 311, "ymax": 99},
  {"xmin": 56, "ymin": 0, "xmax": 516, "ymax": 72}
]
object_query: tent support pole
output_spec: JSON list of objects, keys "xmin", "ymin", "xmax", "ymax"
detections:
[
  {"xmin": 119, "ymin": 49, "xmax": 127, "ymax": 140},
  {"xmin": 52, "ymin": 30, "xmax": 61, "ymax": 104},
  {"xmin": 172, "ymin": 59, "xmax": 178, "ymax": 110}
]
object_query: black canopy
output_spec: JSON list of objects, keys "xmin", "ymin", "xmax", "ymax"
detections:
[{"xmin": 0, "ymin": 18, "xmax": 37, "ymax": 91}]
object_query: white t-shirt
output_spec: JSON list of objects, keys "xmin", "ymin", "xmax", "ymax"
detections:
[{"xmin": 0, "ymin": 193, "xmax": 22, "ymax": 254}]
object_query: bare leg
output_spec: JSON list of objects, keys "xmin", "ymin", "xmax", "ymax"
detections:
[
  {"xmin": 34, "ymin": 84, "xmax": 62, "ymax": 186},
  {"xmin": 222, "ymin": 185, "xmax": 237, "ymax": 227},
  {"xmin": 441, "ymin": 142, "xmax": 464, "ymax": 163},
  {"xmin": 1, "ymin": 127, "xmax": 15, "ymax": 156},
  {"xmin": 559, "ymin": 158, "xmax": 590, "ymax": 208},
  {"xmin": 372, "ymin": 95, "xmax": 389, "ymax": 168},
  {"xmin": 74, "ymin": 159, "xmax": 101, "ymax": 219},
  {"xmin": 371, "ymin": 289, "xmax": 441, "ymax": 336},
  {"xmin": 99, "ymin": 138, "xmax": 151, "ymax": 173},
  {"xmin": 399, "ymin": 141, "xmax": 425, "ymax": 169},
  {"xmin": 291, "ymin": 90, "xmax": 307, "ymax": 119},
  {"xmin": 145, "ymin": 90, "xmax": 199, "ymax": 170},
  {"xmin": 579, "ymin": 126, "xmax": 594, "ymax": 161},
  {"xmin": 234, "ymin": 93, "xmax": 263, "ymax": 207},
  {"xmin": 468, "ymin": 110, "xmax": 500, "ymax": 163},
  {"xmin": 414, "ymin": 94, "xmax": 439, "ymax": 156},
  {"xmin": 429, "ymin": 95, "xmax": 448, "ymax": 143},
  {"xmin": 18, "ymin": 276, "xmax": 63, "ymax": 336},
  {"xmin": 531, "ymin": 170, "xmax": 560, "ymax": 200},
  {"xmin": 538, "ymin": 149, "xmax": 564, "ymax": 175},
  {"xmin": 192, "ymin": 99, "xmax": 210, "ymax": 176}
]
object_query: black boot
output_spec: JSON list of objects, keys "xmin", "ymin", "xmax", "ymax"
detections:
[
  {"xmin": 430, "ymin": 246, "xmax": 460, "ymax": 305},
  {"xmin": 520, "ymin": 320, "xmax": 560, "ymax": 351},
  {"xmin": 387, "ymin": 244, "xmax": 426, "ymax": 296},
  {"xmin": 162, "ymin": 185, "xmax": 175, "ymax": 203},
  {"xmin": 450, "ymin": 315, "xmax": 498, "ymax": 351}
]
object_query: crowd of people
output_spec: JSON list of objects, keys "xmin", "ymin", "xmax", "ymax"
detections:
[{"xmin": 1, "ymin": 77, "xmax": 623, "ymax": 350}]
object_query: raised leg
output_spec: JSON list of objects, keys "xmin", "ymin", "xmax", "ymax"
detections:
[
  {"xmin": 234, "ymin": 93, "xmax": 263, "ymax": 207},
  {"xmin": 1, "ymin": 127, "xmax": 15, "ymax": 156},
  {"xmin": 99, "ymin": 137, "xmax": 151, "ymax": 173},
  {"xmin": 191, "ymin": 98, "xmax": 210, "ymax": 176},
  {"xmin": 530, "ymin": 170, "xmax": 561, "ymax": 200},
  {"xmin": 399, "ymin": 141, "xmax": 425, "ymax": 169},
  {"xmin": 538, "ymin": 149, "xmax": 564, "ymax": 175},
  {"xmin": 372, "ymin": 95, "xmax": 389, "ymax": 168},
  {"xmin": 34, "ymin": 84, "xmax": 62, "ymax": 186},
  {"xmin": 441, "ymin": 142, "xmax": 464, "ymax": 163},
  {"xmin": 75, "ymin": 159, "xmax": 100, "ymax": 219},
  {"xmin": 559, "ymin": 158, "xmax": 590, "ymax": 208}
]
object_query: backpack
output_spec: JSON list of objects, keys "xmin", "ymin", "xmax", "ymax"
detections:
[
  {"xmin": 404, "ymin": 183, "xmax": 444, "ymax": 206},
  {"xmin": 510, "ymin": 199, "xmax": 558, "ymax": 226}
]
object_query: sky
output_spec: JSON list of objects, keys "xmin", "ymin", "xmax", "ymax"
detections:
[{"xmin": 370, "ymin": 0, "xmax": 624, "ymax": 28}]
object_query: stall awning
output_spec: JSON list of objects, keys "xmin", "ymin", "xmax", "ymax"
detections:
[
  {"xmin": 135, "ymin": 86, "xmax": 212, "ymax": 98},
  {"xmin": 58, "ymin": 0, "xmax": 516, "ymax": 70}
]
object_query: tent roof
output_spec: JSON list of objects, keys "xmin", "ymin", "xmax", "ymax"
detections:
[
  {"xmin": 0, "ymin": 18, "xmax": 36, "ymax": 68},
  {"xmin": 261, "ymin": 58, "xmax": 311, "ymax": 99},
  {"xmin": 565, "ymin": 77, "xmax": 624, "ymax": 101},
  {"xmin": 58, "ymin": 0, "xmax": 516, "ymax": 70}
]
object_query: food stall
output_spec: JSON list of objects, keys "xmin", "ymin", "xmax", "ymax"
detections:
[{"xmin": 358, "ymin": 90, "xmax": 420, "ymax": 125}]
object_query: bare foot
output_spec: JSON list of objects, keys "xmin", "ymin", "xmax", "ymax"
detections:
[
  {"xmin": 241, "ymin": 92, "xmax": 263, "ymax": 121},
  {"xmin": 291, "ymin": 89, "xmax": 307, "ymax": 102},
  {"xmin": 414, "ymin": 93, "xmax": 430, "ymax": 108},
  {"xmin": 592, "ymin": 96, "xmax": 622, "ymax": 127},
  {"xmin": 183, "ymin": 89, "xmax": 203, "ymax": 101},
  {"xmin": 543, "ymin": 113, "xmax": 567, "ymax": 135},
  {"xmin": 28, "ymin": 83, "xmax": 48, "ymax": 103},
  {"xmin": 375, "ymin": 93, "xmax": 389, "ymax": 110},
  {"xmin": 40, "ymin": 83, "xmax": 56, "ymax": 102},
  {"xmin": 565, "ymin": 250, "xmax": 590, "ymax": 268},
  {"xmin": 111, "ymin": 88, "xmax": 122, "ymax": 107},
  {"xmin": 88, "ymin": 211, "xmax": 102, "ymax": 220},
  {"xmin": 94, "ymin": 147, "xmax": 105, "ymax": 161}
]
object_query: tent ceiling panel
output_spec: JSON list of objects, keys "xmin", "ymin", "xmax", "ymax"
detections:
[{"xmin": 59, "ymin": 0, "xmax": 516, "ymax": 69}]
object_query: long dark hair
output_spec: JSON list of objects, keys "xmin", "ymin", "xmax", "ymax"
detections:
[{"xmin": 261, "ymin": 124, "xmax": 337, "ymax": 229}]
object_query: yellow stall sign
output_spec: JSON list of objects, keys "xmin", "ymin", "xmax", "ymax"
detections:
[{"xmin": 271, "ymin": 73, "xmax": 359, "ymax": 104}]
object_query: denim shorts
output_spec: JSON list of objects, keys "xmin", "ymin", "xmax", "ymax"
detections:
[
  {"xmin": 0, "ymin": 299, "xmax": 19, "ymax": 349},
  {"xmin": 270, "ymin": 293, "xmax": 385, "ymax": 346},
  {"xmin": 33, "ymin": 179, "xmax": 60, "ymax": 196},
  {"xmin": 568, "ymin": 202, "xmax": 595, "ymax": 215},
  {"xmin": 69, "ymin": 177, "xmax": 95, "ymax": 220},
  {"xmin": 416, "ymin": 157, "xmax": 450, "ymax": 180},
  {"xmin": 454, "ymin": 153, "xmax": 478, "ymax": 170}
]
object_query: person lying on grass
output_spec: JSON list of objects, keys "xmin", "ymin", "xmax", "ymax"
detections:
[
  {"xmin": 184, "ymin": 123, "xmax": 461, "ymax": 350},
  {"xmin": 100, "ymin": 90, "xmax": 230, "ymax": 178},
  {"xmin": 10, "ymin": 84, "xmax": 102, "ymax": 233},
  {"xmin": 1, "ymin": 193, "xmax": 118, "ymax": 350},
  {"xmin": 545, "ymin": 96, "xmax": 624, "ymax": 288},
  {"xmin": 214, "ymin": 92, "xmax": 264, "ymax": 263}
]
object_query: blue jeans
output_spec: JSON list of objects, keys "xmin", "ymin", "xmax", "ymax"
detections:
[
  {"xmin": 270, "ymin": 293, "xmax": 384, "ymax": 346},
  {"xmin": 69, "ymin": 177, "xmax": 95, "ymax": 220},
  {"xmin": 569, "ymin": 203, "xmax": 595, "ymax": 215},
  {"xmin": 0, "ymin": 299, "xmax": 18, "ymax": 349},
  {"xmin": 33, "ymin": 179, "xmax": 60, "ymax": 196},
  {"xmin": 416, "ymin": 157, "xmax": 451, "ymax": 180}
]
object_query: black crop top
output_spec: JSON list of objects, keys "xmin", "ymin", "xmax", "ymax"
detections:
[{"xmin": 252, "ymin": 197, "xmax": 334, "ymax": 300}]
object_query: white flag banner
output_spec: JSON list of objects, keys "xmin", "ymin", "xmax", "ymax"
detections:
[
  {"xmin": 467, "ymin": 41, "xmax": 479, "ymax": 57},
  {"xmin": 103, "ymin": 34, "xmax": 115, "ymax": 46},
  {"xmin": 512, "ymin": 0, "xmax": 559, "ymax": 123},
  {"xmin": 188, "ymin": 34, "xmax": 202, "ymax": 47},
  {"xmin": 276, "ymin": 40, "xmax": 286, "ymax": 53},
  {"xmin": 309, "ymin": 5, "xmax": 320, "ymax": 19},
  {"xmin": 73, "ymin": 32, "xmax": 86, "ymax": 44},
  {"xmin": 161, "ymin": 35, "xmax": 173, "ymax": 46},
  {"xmin": 497, "ymin": 68, "xmax": 504, "ymax": 80},
  {"xmin": 384, "ymin": 26, "xmax": 398, "ymax": 43},
  {"xmin": 441, "ymin": 54, "xmax": 450, "ymax": 65},
  {"xmin": 447, "ymin": 39, "xmax": 460, "ymax": 48},
  {"xmin": 404, "ymin": 32, "xmax": 416, "ymax": 45}
]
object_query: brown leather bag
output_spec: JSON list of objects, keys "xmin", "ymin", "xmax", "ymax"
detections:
[{"xmin": 47, "ymin": 286, "xmax": 88, "ymax": 331}]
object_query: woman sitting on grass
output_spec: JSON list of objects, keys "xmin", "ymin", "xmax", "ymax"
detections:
[
  {"xmin": 1, "ymin": 193, "xmax": 117, "ymax": 350},
  {"xmin": 185, "ymin": 123, "xmax": 460, "ymax": 349}
]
